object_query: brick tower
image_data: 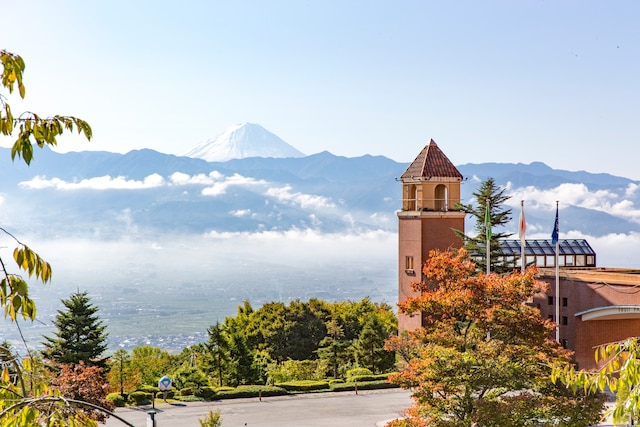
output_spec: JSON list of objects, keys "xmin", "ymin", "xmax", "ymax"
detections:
[{"xmin": 397, "ymin": 140, "xmax": 465, "ymax": 332}]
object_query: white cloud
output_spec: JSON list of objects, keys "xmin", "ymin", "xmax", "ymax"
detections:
[
  {"xmin": 169, "ymin": 171, "xmax": 223, "ymax": 185},
  {"xmin": 265, "ymin": 185, "xmax": 335, "ymax": 210},
  {"xmin": 202, "ymin": 183, "xmax": 230, "ymax": 196},
  {"xmin": 20, "ymin": 174, "xmax": 165, "ymax": 190},
  {"xmin": 230, "ymin": 209, "xmax": 252, "ymax": 217},
  {"xmin": 200, "ymin": 173, "xmax": 268, "ymax": 196},
  {"xmin": 626, "ymin": 183, "xmax": 640, "ymax": 198},
  {"xmin": 505, "ymin": 182, "xmax": 640, "ymax": 223}
]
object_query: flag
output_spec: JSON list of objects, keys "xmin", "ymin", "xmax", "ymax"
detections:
[
  {"xmin": 551, "ymin": 205, "xmax": 559, "ymax": 245},
  {"xmin": 519, "ymin": 201, "xmax": 526, "ymax": 245},
  {"xmin": 485, "ymin": 202, "xmax": 491, "ymax": 242}
]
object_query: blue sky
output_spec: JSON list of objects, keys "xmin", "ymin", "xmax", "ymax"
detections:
[{"xmin": 2, "ymin": 1, "xmax": 639, "ymax": 178}]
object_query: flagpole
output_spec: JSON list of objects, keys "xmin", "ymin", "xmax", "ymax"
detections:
[
  {"xmin": 485, "ymin": 198, "xmax": 491, "ymax": 275},
  {"xmin": 519, "ymin": 200, "xmax": 525, "ymax": 273},
  {"xmin": 553, "ymin": 200, "xmax": 560, "ymax": 342}
]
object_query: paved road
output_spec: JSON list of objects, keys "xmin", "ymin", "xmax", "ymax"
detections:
[{"xmin": 104, "ymin": 388, "xmax": 412, "ymax": 427}]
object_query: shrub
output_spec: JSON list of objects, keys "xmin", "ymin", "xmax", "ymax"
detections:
[
  {"xmin": 267, "ymin": 359, "xmax": 328, "ymax": 384},
  {"xmin": 275, "ymin": 380, "xmax": 329, "ymax": 392},
  {"xmin": 127, "ymin": 391, "xmax": 151, "ymax": 405},
  {"xmin": 177, "ymin": 395, "xmax": 204, "ymax": 402},
  {"xmin": 178, "ymin": 387, "xmax": 193, "ymax": 396},
  {"xmin": 214, "ymin": 385, "xmax": 288, "ymax": 399},
  {"xmin": 136, "ymin": 384, "xmax": 159, "ymax": 394},
  {"xmin": 329, "ymin": 379, "xmax": 398, "ymax": 392},
  {"xmin": 345, "ymin": 367, "xmax": 373, "ymax": 382},
  {"xmin": 106, "ymin": 393, "xmax": 125, "ymax": 407},
  {"xmin": 348, "ymin": 374, "xmax": 378, "ymax": 382},
  {"xmin": 199, "ymin": 386, "xmax": 217, "ymax": 400},
  {"xmin": 199, "ymin": 409, "xmax": 222, "ymax": 427}
]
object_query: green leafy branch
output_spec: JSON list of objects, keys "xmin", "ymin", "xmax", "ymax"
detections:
[
  {"xmin": 0, "ymin": 228, "xmax": 51, "ymax": 321},
  {"xmin": 552, "ymin": 337, "xmax": 640, "ymax": 424},
  {"xmin": 1, "ymin": 49, "xmax": 92, "ymax": 165}
]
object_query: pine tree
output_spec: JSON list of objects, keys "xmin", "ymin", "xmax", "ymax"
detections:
[
  {"xmin": 42, "ymin": 291, "xmax": 108, "ymax": 368},
  {"xmin": 455, "ymin": 177, "xmax": 514, "ymax": 274},
  {"xmin": 316, "ymin": 316, "xmax": 352, "ymax": 378},
  {"xmin": 354, "ymin": 314, "xmax": 395, "ymax": 374}
]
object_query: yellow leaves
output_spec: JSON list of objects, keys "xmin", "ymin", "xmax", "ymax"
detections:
[
  {"xmin": 13, "ymin": 245, "xmax": 52, "ymax": 283},
  {"xmin": 0, "ymin": 49, "xmax": 25, "ymax": 98},
  {"xmin": 2, "ymin": 49, "xmax": 92, "ymax": 166},
  {"xmin": 0, "ymin": 244, "xmax": 50, "ymax": 321},
  {"xmin": 1, "ymin": 366, "xmax": 9, "ymax": 383},
  {"xmin": 10, "ymin": 115, "xmax": 92, "ymax": 165}
]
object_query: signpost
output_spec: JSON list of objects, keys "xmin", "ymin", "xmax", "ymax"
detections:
[
  {"xmin": 146, "ymin": 376, "xmax": 172, "ymax": 427},
  {"xmin": 158, "ymin": 376, "xmax": 172, "ymax": 402}
]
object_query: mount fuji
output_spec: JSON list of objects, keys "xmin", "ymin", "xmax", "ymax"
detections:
[{"xmin": 181, "ymin": 122, "xmax": 306, "ymax": 161}]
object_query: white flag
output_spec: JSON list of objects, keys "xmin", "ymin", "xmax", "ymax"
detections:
[{"xmin": 519, "ymin": 201, "xmax": 526, "ymax": 245}]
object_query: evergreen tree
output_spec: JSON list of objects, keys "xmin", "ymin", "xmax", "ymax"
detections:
[
  {"xmin": 227, "ymin": 332, "xmax": 258, "ymax": 386},
  {"xmin": 455, "ymin": 177, "xmax": 514, "ymax": 274},
  {"xmin": 41, "ymin": 291, "xmax": 108, "ymax": 368},
  {"xmin": 316, "ymin": 316, "xmax": 352, "ymax": 378},
  {"xmin": 204, "ymin": 321, "xmax": 230, "ymax": 387},
  {"xmin": 354, "ymin": 314, "xmax": 395, "ymax": 374}
]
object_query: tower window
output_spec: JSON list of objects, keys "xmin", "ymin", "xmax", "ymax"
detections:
[
  {"xmin": 562, "ymin": 316, "xmax": 568, "ymax": 325},
  {"xmin": 405, "ymin": 256, "xmax": 415, "ymax": 274},
  {"xmin": 562, "ymin": 297, "xmax": 568, "ymax": 307},
  {"xmin": 547, "ymin": 296, "xmax": 553, "ymax": 305}
]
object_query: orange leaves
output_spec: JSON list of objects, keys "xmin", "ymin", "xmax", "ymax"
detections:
[{"xmin": 400, "ymin": 250, "xmax": 545, "ymax": 329}]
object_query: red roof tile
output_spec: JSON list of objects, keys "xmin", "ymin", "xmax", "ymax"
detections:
[{"xmin": 401, "ymin": 139, "xmax": 463, "ymax": 179}]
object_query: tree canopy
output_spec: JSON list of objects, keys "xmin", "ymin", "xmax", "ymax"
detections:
[
  {"xmin": 42, "ymin": 291, "xmax": 109, "ymax": 368},
  {"xmin": 388, "ymin": 249, "xmax": 603, "ymax": 427},
  {"xmin": 455, "ymin": 177, "xmax": 515, "ymax": 274}
]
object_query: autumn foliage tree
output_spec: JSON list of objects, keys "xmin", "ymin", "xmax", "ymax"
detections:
[
  {"xmin": 51, "ymin": 363, "xmax": 115, "ymax": 423},
  {"xmin": 387, "ymin": 249, "xmax": 604, "ymax": 427}
]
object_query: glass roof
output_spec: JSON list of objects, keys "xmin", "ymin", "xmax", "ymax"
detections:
[{"xmin": 499, "ymin": 239, "xmax": 595, "ymax": 256}]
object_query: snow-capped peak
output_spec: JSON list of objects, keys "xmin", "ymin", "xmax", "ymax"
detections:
[{"xmin": 181, "ymin": 122, "xmax": 306, "ymax": 162}]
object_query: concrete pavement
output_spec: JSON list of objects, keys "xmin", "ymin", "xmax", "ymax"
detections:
[{"xmin": 104, "ymin": 388, "xmax": 413, "ymax": 427}]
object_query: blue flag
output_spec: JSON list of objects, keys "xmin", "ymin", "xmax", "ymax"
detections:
[{"xmin": 551, "ymin": 205, "xmax": 559, "ymax": 245}]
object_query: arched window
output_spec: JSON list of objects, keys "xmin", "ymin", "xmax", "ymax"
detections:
[{"xmin": 435, "ymin": 184, "xmax": 448, "ymax": 211}]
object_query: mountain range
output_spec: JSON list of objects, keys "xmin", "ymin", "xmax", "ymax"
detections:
[
  {"xmin": 2, "ymin": 124, "xmax": 640, "ymax": 350},
  {"xmin": 1, "ymin": 138, "xmax": 638, "ymax": 243}
]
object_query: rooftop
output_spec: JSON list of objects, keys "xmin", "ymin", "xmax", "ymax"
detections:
[{"xmin": 401, "ymin": 139, "xmax": 463, "ymax": 180}]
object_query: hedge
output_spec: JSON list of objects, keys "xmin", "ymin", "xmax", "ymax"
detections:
[
  {"xmin": 329, "ymin": 380, "xmax": 399, "ymax": 392},
  {"xmin": 136, "ymin": 384, "xmax": 159, "ymax": 394},
  {"xmin": 127, "ymin": 391, "xmax": 151, "ymax": 405},
  {"xmin": 275, "ymin": 380, "xmax": 330, "ymax": 392},
  {"xmin": 215, "ymin": 385, "xmax": 288, "ymax": 400},
  {"xmin": 106, "ymin": 393, "xmax": 125, "ymax": 407}
]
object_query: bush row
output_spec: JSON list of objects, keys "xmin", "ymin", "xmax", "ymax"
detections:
[{"xmin": 106, "ymin": 378, "xmax": 397, "ymax": 407}]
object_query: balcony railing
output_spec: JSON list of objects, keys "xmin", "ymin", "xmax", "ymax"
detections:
[{"xmin": 401, "ymin": 198, "xmax": 461, "ymax": 212}]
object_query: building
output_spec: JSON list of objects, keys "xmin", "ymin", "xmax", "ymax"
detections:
[
  {"xmin": 535, "ymin": 267, "xmax": 640, "ymax": 369},
  {"xmin": 398, "ymin": 141, "xmax": 640, "ymax": 369},
  {"xmin": 397, "ymin": 140, "xmax": 465, "ymax": 332}
]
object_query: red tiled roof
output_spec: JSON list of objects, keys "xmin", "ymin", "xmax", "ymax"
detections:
[{"xmin": 401, "ymin": 139, "xmax": 463, "ymax": 179}]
